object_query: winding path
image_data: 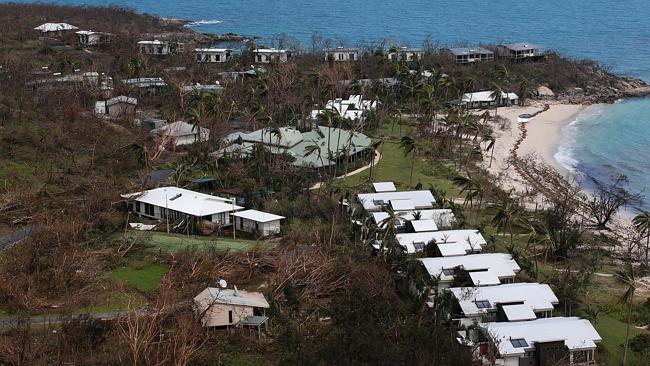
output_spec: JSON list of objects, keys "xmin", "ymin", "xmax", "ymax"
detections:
[{"xmin": 309, "ymin": 150, "xmax": 382, "ymax": 190}]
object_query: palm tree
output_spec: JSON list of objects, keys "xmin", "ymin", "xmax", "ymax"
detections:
[
  {"xmin": 492, "ymin": 196, "xmax": 520, "ymax": 246},
  {"xmin": 489, "ymin": 83, "xmax": 504, "ymax": 119},
  {"xmin": 453, "ymin": 175, "xmax": 477, "ymax": 208},
  {"xmin": 483, "ymin": 132, "xmax": 496, "ymax": 168},
  {"xmin": 400, "ymin": 135, "xmax": 417, "ymax": 186},
  {"xmin": 633, "ymin": 211, "xmax": 650, "ymax": 266},
  {"xmin": 303, "ymin": 141, "xmax": 327, "ymax": 171},
  {"xmin": 616, "ymin": 263, "xmax": 637, "ymax": 366},
  {"xmin": 377, "ymin": 205, "xmax": 407, "ymax": 257}
]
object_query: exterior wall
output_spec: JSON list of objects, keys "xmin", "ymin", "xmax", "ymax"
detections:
[
  {"xmin": 131, "ymin": 201, "xmax": 233, "ymax": 226},
  {"xmin": 254, "ymin": 52, "xmax": 288, "ymax": 63},
  {"xmin": 325, "ymin": 51, "xmax": 358, "ymax": 62},
  {"xmin": 107, "ymin": 102, "xmax": 136, "ymax": 118},
  {"xmin": 389, "ymin": 51, "xmax": 422, "ymax": 62},
  {"xmin": 453, "ymin": 52, "xmax": 494, "ymax": 64},
  {"xmin": 140, "ymin": 43, "xmax": 170, "ymax": 55},
  {"xmin": 235, "ymin": 218, "xmax": 281, "ymax": 236},
  {"xmin": 494, "ymin": 356, "xmax": 520, "ymax": 366},
  {"xmin": 196, "ymin": 51, "xmax": 230, "ymax": 63},
  {"xmin": 199, "ymin": 302, "xmax": 254, "ymax": 327}
]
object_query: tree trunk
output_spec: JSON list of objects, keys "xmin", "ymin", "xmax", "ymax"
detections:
[{"xmin": 623, "ymin": 299, "xmax": 632, "ymax": 366}]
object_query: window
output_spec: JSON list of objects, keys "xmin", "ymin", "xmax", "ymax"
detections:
[
  {"xmin": 135, "ymin": 201, "xmax": 141, "ymax": 213},
  {"xmin": 413, "ymin": 242, "xmax": 425, "ymax": 251},
  {"xmin": 144, "ymin": 203, "xmax": 155, "ymax": 216},
  {"xmin": 215, "ymin": 54, "xmax": 220, "ymax": 62},
  {"xmin": 349, "ymin": 53, "xmax": 356, "ymax": 60},
  {"xmin": 338, "ymin": 53, "xmax": 344, "ymax": 60},
  {"xmin": 441, "ymin": 268, "xmax": 455, "ymax": 276},
  {"xmin": 510, "ymin": 338, "xmax": 528, "ymax": 348},
  {"xmin": 474, "ymin": 300, "xmax": 491, "ymax": 309},
  {"xmin": 373, "ymin": 199, "xmax": 386, "ymax": 206}
]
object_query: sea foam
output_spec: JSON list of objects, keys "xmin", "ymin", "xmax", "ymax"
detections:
[{"xmin": 185, "ymin": 20, "xmax": 224, "ymax": 27}]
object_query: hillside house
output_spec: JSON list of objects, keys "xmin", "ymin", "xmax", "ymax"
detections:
[
  {"xmin": 76, "ymin": 30, "xmax": 113, "ymax": 47},
  {"xmin": 416, "ymin": 253, "xmax": 521, "ymax": 290},
  {"xmin": 357, "ymin": 190, "xmax": 436, "ymax": 213},
  {"xmin": 34, "ymin": 22, "xmax": 78, "ymax": 37},
  {"xmin": 121, "ymin": 77, "xmax": 168, "ymax": 96},
  {"xmin": 122, "ymin": 186, "xmax": 243, "ymax": 226},
  {"xmin": 471, "ymin": 317, "xmax": 601, "ymax": 366},
  {"xmin": 449, "ymin": 283, "xmax": 559, "ymax": 326},
  {"xmin": 233, "ymin": 210, "xmax": 285, "ymax": 236},
  {"xmin": 372, "ymin": 209, "xmax": 457, "ymax": 232},
  {"xmin": 460, "ymin": 91, "xmax": 519, "ymax": 109},
  {"xmin": 253, "ymin": 48, "xmax": 292, "ymax": 63},
  {"xmin": 94, "ymin": 95, "xmax": 137, "ymax": 119},
  {"xmin": 388, "ymin": 47, "xmax": 423, "ymax": 62},
  {"xmin": 194, "ymin": 287, "xmax": 270, "ymax": 329},
  {"xmin": 195, "ymin": 48, "xmax": 232, "ymax": 63},
  {"xmin": 396, "ymin": 229, "xmax": 486, "ymax": 255},
  {"xmin": 497, "ymin": 43, "xmax": 545, "ymax": 61},
  {"xmin": 151, "ymin": 121, "xmax": 209, "ymax": 147},
  {"xmin": 447, "ymin": 47, "xmax": 494, "ymax": 64},
  {"xmin": 138, "ymin": 40, "xmax": 184, "ymax": 55},
  {"xmin": 324, "ymin": 47, "xmax": 359, "ymax": 62}
]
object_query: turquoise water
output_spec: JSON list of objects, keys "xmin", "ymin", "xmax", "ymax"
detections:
[{"xmin": 15, "ymin": 0, "xmax": 650, "ymax": 207}]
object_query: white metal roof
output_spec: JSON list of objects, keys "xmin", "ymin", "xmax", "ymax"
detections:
[
  {"xmin": 372, "ymin": 209, "xmax": 456, "ymax": 229},
  {"xmin": 449, "ymin": 283, "xmax": 558, "ymax": 317},
  {"xmin": 199, "ymin": 288, "xmax": 270, "ymax": 308},
  {"xmin": 151, "ymin": 121, "xmax": 209, "ymax": 138},
  {"xmin": 396, "ymin": 229, "xmax": 486, "ymax": 254},
  {"xmin": 107, "ymin": 95, "xmax": 137, "ymax": 106},
  {"xmin": 253, "ymin": 48, "xmax": 288, "ymax": 53},
  {"xmin": 34, "ymin": 22, "xmax": 78, "ymax": 32},
  {"xmin": 482, "ymin": 317, "xmax": 601, "ymax": 356},
  {"xmin": 410, "ymin": 219, "xmax": 438, "ymax": 232},
  {"xmin": 437, "ymin": 243, "xmax": 468, "ymax": 257},
  {"xmin": 357, "ymin": 190, "xmax": 435, "ymax": 212},
  {"xmin": 121, "ymin": 187, "xmax": 242, "ymax": 217},
  {"xmin": 138, "ymin": 40, "xmax": 167, "ymax": 45},
  {"xmin": 468, "ymin": 271, "xmax": 502, "ymax": 286},
  {"xmin": 233, "ymin": 209, "xmax": 285, "ymax": 223},
  {"xmin": 502, "ymin": 304, "xmax": 538, "ymax": 321},
  {"xmin": 372, "ymin": 182, "xmax": 396, "ymax": 192},
  {"xmin": 194, "ymin": 48, "xmax": 231, "ymax": 52},
  {"xmin": 418, "ymin": 253, "xmax": 520, "ymax": 284},
  {"xmin": 390, "ymin": 199, "xmax": 415, "ymax": 211},
  {"xmin": 76, "ymin": 30, "xmax": 112, "ymax": 35},
  {"xmin": 461, "ymin": 91, "xmax": 519, "ymax": 103}
]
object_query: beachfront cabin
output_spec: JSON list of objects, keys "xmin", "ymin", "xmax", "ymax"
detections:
[
  {"xmin": 449, "ymin": 283, "xmax": 558, "ymax": 326},
  {"xmin": 372, "ymin": 209, "xmax": 456, "ymax": 233},
  {"xmin": 253, "ymin": 48, "xmax": 292, "ymax": 63},
  {"xmin": 76, "ymin": 30, "xmax": 113, "ymax": 47},
  {"xmin": 121, "ymin": 77, "xmax": 168, "ymax": 96},
  {"xmin": 94, "ymin": 95, "xmax": 137, "ymax": 119},
  {"xmin": 447, "ymin": 47, "xmax": 494, "ymax": 64},
  {"xmin": 121, "ymin": 186, "xmax": 243, "ymax": 227},
  {"xmin": 193, "ymin": 287, "xmax": 270, "ymax": 330},
  {"xmin": 469, "ymin": 317, "xmax": 601, "ymax": 366},
  {"xmin": 460, "ymin": 91, "xmax": 519, "ymax": 109},
  {"xmin": 34, "ymin": 22, "xmax": 78, "ymax": 38},
  {"xmin": 232, "ymin": 209, "xmax": 285, "ymax": 237},
  {"xmin": 151, "ymin": 121, "xmax": 210, "ymax": 148},
  {"xmin": 388, "ymin": 47, "xmax": 423, "ymax": 62},
  {"xmin": 138, "ymin": 40, "xmax": 184, "ymax": 56},
  {"xmin": 415, "ymin": 253, "xmax": 521, "ymax": 290},
  {"xmin": 195, "ymin": 48, "xmax": 233, "ymax": 63},
  {"xmin": 497, "ymin": 42, "xmax": 545, "ymax": 61},
  {"xmin": 324, "ymin": 47, "xmax": 359, "ymax": 62},
  {"xmin": 396, "ymin": 229, "xmax": 486, "ymax": 255}
]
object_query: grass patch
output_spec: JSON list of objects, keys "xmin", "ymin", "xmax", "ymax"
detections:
[
  {"xmin": 594, "ymin": 314, "xmax": 649, "ymax": 366},
  {"xmin": 108, "ymin": 262, "xmax": 167, "ymax": 294},
  {"xmin": 122, "ymin": 231, "xmax": 274, "ymax": 253}
]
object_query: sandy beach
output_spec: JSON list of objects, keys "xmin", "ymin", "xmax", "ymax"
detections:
[{"xmin": 480, "ymin": 102, "xmax": 586, "ymax": 195}]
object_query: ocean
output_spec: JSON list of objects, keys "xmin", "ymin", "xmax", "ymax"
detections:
[{"xmin": 17, "ymin": 0, "xmax": 650, "ymax": 208}]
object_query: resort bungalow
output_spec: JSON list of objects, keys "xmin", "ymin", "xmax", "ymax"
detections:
[
  {"xmin": 121, "ymin": 77, "xmax": 168, "ymax": 96},
  {"xmin": 460, "ymin": 91, "xmax": 519, "ymax": 109},
  {"xmin": 193, "ymin": 287, "xmax": 270, "ymax": 329},
  {"xmin": 34, "ymin": 22, "xmax": 78, "ymax": 37},
  {"xmin": 372, "ymin": 209, "xmax": 457, "ymax": 232},
  {"xmin": 447, "ymin": 47, "xmax": 494, "ymax": 64},
  {"xmin": 94, "ymin": 95, "xmax": 137, "ymax": 119},
  {"xmin": 449, "ymin": 283, "xmax": 559, "ymax": 326},
  {"xmin": 138, "ymin": 40, "xmax": 184, "ymax": 56},
  {"xmin": 121, "ymin": 186, "xmax": 243, "ymax": 226},
  {"xmin": 357, "ymin": 190, "xmax": 436, "ymax": 213},
  {"xmin": 151, "ymin": 121, "xmax": 210, "ymax": 148},
  {"xmin": 388, "ymin": 47, "xmax": 423, "ymax": 62},
  {"xmin": 396, "ymin": 229, "xmax": 486, "ymax": 255},
  {"xmin": 497, "ymin": 42, "xmax": 545, "ymax": 61},
  {"xmin": 232, "ymin": 209, "xmax": 285, "ymax": 237},
  {"xmin": 195, "ymin": 48, "xmax": 233, "ymax": 63},
  {"xmin": 324, "ymin": 47, "xmax": 359, "ymax": 62},
  {"xmin": 416, "ymin": 253, "xmax": 521, "ymax": 290},
  {"xmin": 76, "ymin": 30, "xmax": 113, "ymax": 47},
  {"xmin": 253, "ymin": 48, "xmax": 292, "ymax": 63},
  {"xmin": 472, "ymin": 317, "xmax": 601, "ymax": 366},
  {"xmin": 311, "ymin": 95, "xmax": 378, "ymax": 123}
]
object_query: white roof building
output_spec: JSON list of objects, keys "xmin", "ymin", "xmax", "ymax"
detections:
[
  {"xmin": 194, "ymin": 287, "xmax": 270, "ymax": 328},
  {"xmin": 122, "ymin": 187, "xmax": 242, "ymax": 218},
  {"xmin": 232, "ymin": 210, "xmax": 285, "ymax": 223},
  {"xmin": 410, "ymin": 219, "xmax": 438, "ymax": 232},
  {"xmin": 478, "ymin": 317, "xmax": 601, "ymax": 364},
  {"xmin": 418, "ymin": 253, "xmax": 520, "ymax": 288},
  {"xmin": 449, "ymin": 283, "xmax": 559, "ymax": 324},
  {"xmin": 151, "ymin": 121, "xmax": 210, "ymax": 147},
  {"xmin": 232, "ymin": 210, "xmax": 285, "ymax": 237},
  {"xmin": 357, "ymin": 190, "xmax": 435, "ymax": 212},
  {"xmin": 371, "ymin": 209, "xmax": 456, "ymax": 230},
  {"xmin": 373, "ymin": 182, "xmax": 397, "ymax": 193},
  {"xmin": 396, "ymin": 229, "xmax": 486, "ymax": 254},
  {"xmin": 311, "ymin": 95, "xmax": 378, "ymax": 123},
  {"xmin": 34, "ymin": 22, "xmax": 78, "ymax": 33},
  {"xmin": 460, "ymin": 91, "xmax": 519, "ymax": 109}
]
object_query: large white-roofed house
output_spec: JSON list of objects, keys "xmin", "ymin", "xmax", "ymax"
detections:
[
  {"xmin": 371, "ymin": 209, "xmax": 456, "ymax": 232},
  {"xmin": 232, "ymin": 209, "xmax": 285, "ymax": 237},
  {"xmin": 193, "ymin": 287, "xmax": 270, "ymax": 330},
  {"xmin": 470, "ymin": 317, "xmax": 601, "ymax": 366},
  {"xmin": 460, "ymin": 91, "xmax": 519, "ymax": 109},
  {"xmin": 447, "ymin": 47, "xmax": 494, "ymax": 64},
  {"xmin": 497, "ymin": 42, "xmax": 545, "ymax": 61},
  {"xmin": 34, "ymin": 22, "xmax": 78, "ymax": 37},
  {"xmin": 357, "ymin": 190, "xmax": 435, "ymax": 212},
  {"xmin": 324, "ymin": 47, "xmax": 359, "ymax": 62},
  {"xmin": 449, "ymin": 283, "xmax": 559, "ymax": 326},
  {"xmin": 396, "ymin": 229, "xmax": 486, "ymax": 255},
  {"xmin": 416, "ymin": 253, "xmax": 521, "ymax": 290},
  {"xmin": 121, "ymin": 186, "xmax": 243, "ymax": 227}
]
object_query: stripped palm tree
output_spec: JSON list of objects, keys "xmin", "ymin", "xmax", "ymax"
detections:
[
  {"xmin": 400, "ymin": 135, "xmax": 417, "ymax": 186},
  {"xmin": 633, "ymin": 211, "xmax": 650, "ymax": 266},
  {"xmin": 489, "ymin": 83, "xmax": 504, "ymax": 119},
  {"xmin": 483, "ymin": 132, "xmax": 496, "ymax": 168},
  {"xmin": 616, "ymin": 264, "xmax": 638, "ymax": 366},
  {"xmin": 303, "ymin": 141, "xmax": 327, "ymax": 171},
  {"xmin": 492, "ymin": 196, "xmax": 520, "ymax": 246}
]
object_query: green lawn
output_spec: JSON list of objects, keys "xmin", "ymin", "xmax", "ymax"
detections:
[
  {"xmin": 121, "ymin": 231, "xmax": 275, "ymax": 253},
  {"xmin": 594, "ymin": 314, "xmax": 649, "ymax": 366},
  {"xmin": 108, "ymin": 263, "xmax": 168, "ymax": 294}
]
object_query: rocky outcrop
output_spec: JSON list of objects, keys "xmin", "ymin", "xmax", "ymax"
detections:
[{"xmin": 556, "ymin": 74, "xmax": 650, "ymax": 104}]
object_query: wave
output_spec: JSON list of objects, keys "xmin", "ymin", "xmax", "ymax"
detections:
[{"xmin": 185, "ymin": 19, "xmax": 224, "ymax": 27}]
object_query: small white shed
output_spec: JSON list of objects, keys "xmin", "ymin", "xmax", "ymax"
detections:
[
  {"xmin": 194, "ymin": 287, "xmax": 270, "ymax": 328},
  {"xmin": 233, "ymin": 209, "xmax": 285, "ymax": 236}
]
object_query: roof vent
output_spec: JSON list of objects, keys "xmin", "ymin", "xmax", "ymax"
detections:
[{"xmin": 169, "ymin": 193, "xmax": 182, "ymax": 201}]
